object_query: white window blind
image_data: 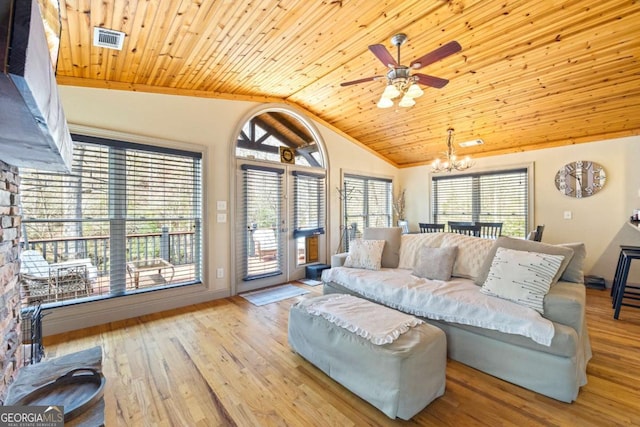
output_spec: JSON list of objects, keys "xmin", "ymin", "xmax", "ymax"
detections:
[
  {"xmin": 239, "ymin": 165, "xmax": 283, "ymax": 280},
  {"xmin": 343, "ymin": 174, "xmax": 392, "ymax": 248},
  {"xmin": 432, "ymin": 168, "xmax": 529, "ymax": 237},
  {"xmin": 20, "ymin": 135, "xmax": 203, "ymax": 305},
  {"xmin": 292, "ymin": 171, "xmax": 325, "ymax": 238}
]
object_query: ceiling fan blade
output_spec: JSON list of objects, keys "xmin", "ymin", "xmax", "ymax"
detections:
[
  {"xmin": 410, "ymin": 40, "xmax": 462, "ymax": 69},
  {"xmin": 414, "ymin": 73, "xmax": 449, "ymax": 88},
  {"xmin": 369, "ymin": 44, "xmax": 398, "ymax": 68},
  {"xmin": 340, "ymin": 76, "xmax": 382, "ymax": 87}
]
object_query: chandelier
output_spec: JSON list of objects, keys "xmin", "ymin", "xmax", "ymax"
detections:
[{"xmin": 431, "ymin": 128, "xmax": 474, "ymax": 173}]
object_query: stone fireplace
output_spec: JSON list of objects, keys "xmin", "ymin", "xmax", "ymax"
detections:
[{"xmin": 0, "ymin": 159, "xmax": 23, "ymax": 404}]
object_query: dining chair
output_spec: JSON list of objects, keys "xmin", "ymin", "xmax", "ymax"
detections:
[
  {"xmin": 418, "ymin": 223, "xmax": 445, "ymax": 233},
  {"xmin": 476, "ymin": 222, "xmax": 503, "ymax": 239},
  {"xmin": 449, "ymin": 223, "xmax": 481, "ymax": 237},
  {"xmin": 447, "ymin": 221, "xmax": 474, "ymax": 229}
]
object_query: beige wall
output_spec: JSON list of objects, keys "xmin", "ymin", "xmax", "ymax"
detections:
[
  {"xmin": 48, "ymin": 86, "xmax": 397, "ymax": 334},
  {"xmin": 399, "ymin": 136, "xmax": 640, "ymax": 282},
  {"xmin": 43, "ymin": 86, "xmax": 639, "ymax": 333}
]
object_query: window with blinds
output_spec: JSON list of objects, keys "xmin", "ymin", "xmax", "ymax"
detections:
[
  {"xmin": 342, "ymin": 174, "xmax": 392, "ymax": 249},
  {"xmin": 292, "ymin": 171, "xmax": 325, "ymax": 238},
  {"xmin": 239, "ymin": 165, "xmax": 284, "ymax": 280},
  {"xmin": 20, "ymin": 135, "xmax": 203, "ymax": 306},
  {"xmin": 432, "ymin": 168, "xmax": 529, "ymax": 237}
]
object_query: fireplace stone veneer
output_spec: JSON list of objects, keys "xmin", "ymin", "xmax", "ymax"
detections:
[{"xmin": 0, "ymin": 159, "xmax": 24, "ymax": 403}]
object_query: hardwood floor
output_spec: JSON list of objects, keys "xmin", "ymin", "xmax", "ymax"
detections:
[{"xmin": 44, "ymin": 285, "xmax": 640, "ymax": 426}]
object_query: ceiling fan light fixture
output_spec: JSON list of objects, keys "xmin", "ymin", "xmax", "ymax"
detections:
[
  {"xmin": 398, "ymin": 95, "xmax": 416, "ymax": 108},
  {"xmin": 342, "ymin": 35, "xmax": 461, "ymax": 110},
  {"xmin": 377, "ymin": 96, "xmax": 394, "ymax": 108},
  {"xmin": 405, "ymin": 83, "xmax": 424, "ymax": 98},
  {"xmin": 382, "ymin": 84, "xmax": 401, "ymax": 99}
]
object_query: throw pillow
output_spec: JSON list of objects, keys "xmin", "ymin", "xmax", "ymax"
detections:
[
  {"xmin": 398, "ymin": 232, "xmax": 446, "ymax": 269},
  {"xmin": 412, "ymin": 246, "xmax": 458, "ymax": 281},
  {"xmin": 480, "ymin": 247, "xmax": 566, "ymax": 313},
  {"xmin": 343, "ymin": 239, "xmax": 386, "ymax": 270},
  {"xmin": 439, "ymin": 233, "xmax": 495, "ymax": 281},
  {"xmin": 475, "ymin": 236, "xmax": 575, "ymax": 286},
  {"xmin": 558, "ymin": 242, "xmax": 586, "ymax": 283},
  {"xmin": 362, "ymin": 227, "xmax": 402, "ymax": 268}
]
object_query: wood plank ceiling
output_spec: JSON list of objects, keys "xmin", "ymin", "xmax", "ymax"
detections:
[{"xmin": 52, "ymin": 0, "xmax": 640, "ymax": 168}]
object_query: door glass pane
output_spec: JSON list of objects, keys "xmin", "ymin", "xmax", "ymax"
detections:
[{"xmin": 241, "ymin": 166, "xmax": 283, "ymax": 280}]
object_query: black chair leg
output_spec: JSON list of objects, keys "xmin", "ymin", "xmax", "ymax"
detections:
[
  {"xmin": 612, "ymin": 246, "xmax": 640, "ymax": 307},
  {"xmin": 613, "ymin": 249, "xmax": 640, "ymax": 319}
]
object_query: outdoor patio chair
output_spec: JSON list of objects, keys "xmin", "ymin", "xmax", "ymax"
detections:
[
  {"xmin": 253, "ymin": 229, "xmax": 279, "ymax": 260},
  {"xmin": 19, "ymin": 250, "xmax": 97, "ymax": 304}
]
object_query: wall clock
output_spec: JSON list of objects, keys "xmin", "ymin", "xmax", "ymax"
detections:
[
  {"xmin": 279, "ymin": 146, "xmax": 295, "ymax": 164},
  {"xmin": 554, "ymin": 160, "xmax": 606, "ymax": 198}
]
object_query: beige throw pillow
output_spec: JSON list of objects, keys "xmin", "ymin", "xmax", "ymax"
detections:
[
  {"xmin": 398, "ymin": 232, "xmax": 446, "ymax": 269},
  {"xmin": 480, "ymin": 247, "xmax": 565, "ymax": 313},
  {"xmin": 439, "ymin": 233, "xmax": 495, "ymax": 281},
  {"xmin": 558, "ymin": 242, "xmax": 586, "ymax": 283},
  {"xmin": 412, "ymin": 246, "xmax": 458, "ymax": 281},
  {"xmin": 363, "ymin": 227, "xmax": 402, "ymax": 268},
  {"xmin": 343, "ymin": 239, "xmax": 386, "ymax": 270}
]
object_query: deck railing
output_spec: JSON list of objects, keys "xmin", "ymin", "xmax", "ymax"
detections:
[{"xmin": 22, "ymin": 229, "xmax": 196, "ymax": 277}]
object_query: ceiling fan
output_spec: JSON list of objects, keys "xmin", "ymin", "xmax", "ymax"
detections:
[{"xmin": 341, "ymin": 33, "xmax": 461, "ymax": 108}]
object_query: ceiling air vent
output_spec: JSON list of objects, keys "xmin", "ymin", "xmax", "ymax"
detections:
[
  {"xmin": 93, "ymin": 27, "xmax": 125, "ymax": 50},
  {"xmin": 459, "ymin": 139, "xmax": 484, "ymax": 148}
]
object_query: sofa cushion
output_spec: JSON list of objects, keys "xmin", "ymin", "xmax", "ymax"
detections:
[
  {"xmin": 558, "ymin": 243, "xmax": 586, "ymax": 283},
  {"xmin": 480, "ymin": 247, "xmax": 566, "ymax": 313},
  {"xmin": 439, "ymin": 233, "xmax": 495, "ymax": 281},
  {"xmin": 344, "ymin": 239, "xmax": 386, "ymax": 270},
  {"xmin": 475, "ymin": 236, "xmax": 575, "ymax": 286},
  {"xmin": 426, "ymin": 318, "xmax": 579, "ymax": 358},
  {"xmin": 363, "ymin": 227, "xmax": 401, "ymax": 268},
  {"xmin": 398, "ymin": 233, "xmax": 446, "ymax": 269},
  {"xmin": 412, "ymin": 246, "xmax": 458, "ymax": 281},
  {"xmin": 544, "ymin": 281, "xmax": 586, "ymax": 332}
]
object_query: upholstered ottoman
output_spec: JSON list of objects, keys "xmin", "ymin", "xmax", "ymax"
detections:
[{"xmin": 288, "ymin": 294, "xmax": 446, "ymax": 420}]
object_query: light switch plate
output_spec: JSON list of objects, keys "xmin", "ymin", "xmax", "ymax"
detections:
[
  {"xmin": 563, "ymin": 211, "xmax": 572, "ymax": 219},
  {"xmin": 217, "ymin": 213, "xmax": 227, "ymax": 223},
  {"xmin": 216, "ymin": 200, "xmax": 227, "ymax": 211}
]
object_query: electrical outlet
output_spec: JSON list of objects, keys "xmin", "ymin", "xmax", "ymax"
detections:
[
  {"xmin": 216, "ymin": 267, "xmax": 224, "ymax": 278},
  {"xmin": 563, "ymin": 211, "xmax": 572, "ymax": 220}
]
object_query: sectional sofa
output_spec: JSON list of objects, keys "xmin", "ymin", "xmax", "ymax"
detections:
[{"xmin": 322, "ymin": 228, "xmax": 591, "ymax": 402}]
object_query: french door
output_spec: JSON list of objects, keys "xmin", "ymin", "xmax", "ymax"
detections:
[{"xmin": 235, "ymin": 161, "xmax": 326, "ymax": 293}]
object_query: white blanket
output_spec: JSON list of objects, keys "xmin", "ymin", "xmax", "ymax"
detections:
[
  {"xmin": 322, "ymin": 267, "xmax": 555, "ymax": 346},
  {"xmin": 304, "ymin": 294, "xmax": 424, "ymax": 345}
]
